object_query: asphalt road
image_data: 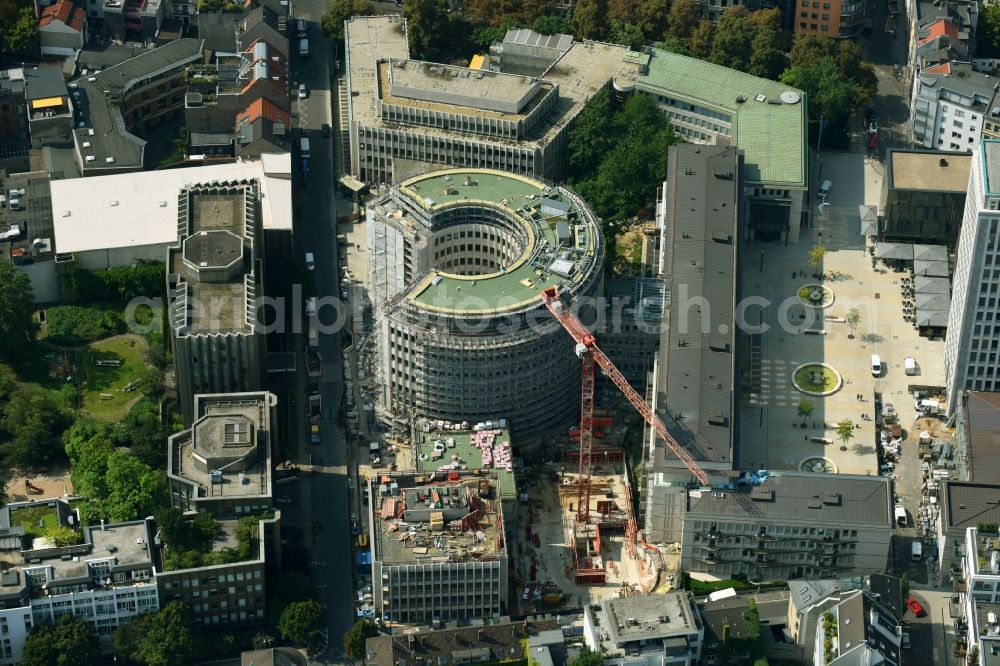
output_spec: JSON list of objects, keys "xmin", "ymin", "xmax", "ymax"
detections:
[{"xmin": 285, "ymin": 1, "xmax": 354, "ymax": 660}]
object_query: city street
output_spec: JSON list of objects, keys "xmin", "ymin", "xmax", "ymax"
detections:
[{"xmin": 285, "ymin": 1, "xmax": 353, "ymax": 660}]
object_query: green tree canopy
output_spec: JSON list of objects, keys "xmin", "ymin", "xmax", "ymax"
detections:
[
  {"xmin": 3, "ymin": 6, "xmax": 38, "ymax": 59},
  {"xmin": 115, "ymin": 602, "xmax": 204, "ymax": 666},
  {"xmin": 280, "ymin": 599, "xmax": 327, "ymax": 645},
  {"xmin": 20, "ymin": 615, "xmax": 100, "ymax": 666},
  {"xmin": 531, "ymin": 15, "xmax": 572, "ymax": 35},
  {"xmin": 659, "ymin": 35, "xmax": 693, "ymax": 56},
  {"xmin": 0, "ymin": 262, "xmax": 35, "ymax": 362},
  {"xmin": 571, "ymin": 0, "xmax": 608, "ymax": 39},
  {"xmin": 666, "ymin": 0, "xmax": 701, "ymax": 39},
  {"xmin": 690, "ymin": 21, "xmax": 716, "ymax": 58},
  {"xmin": 709, "ymin": 7, "xmax": 754, "ymax": 71},
  {"xmin": 1, "ymin": 386, "xmax": 67, "ymax": 470},
  {"xmin": 609, "ymin": 19, "xmax": 645, "ymax": 50},
  {"xmin": 404, "ymin": 0, "xmax": 459, "ymax": 58},
  {"xmin": 569, "ymin": 647, "xmax": 604, "ymax": 666},
  {"xmin": 320, "ymin": 0, "xmax": 374, "ymax": 40},
  {"xmin": 343, "ymin": 618, "xmax": 379, "ymax": 660},
  {"xmin": 979, "ymin": 3, "xmax": 1000, "ymax": 59}
]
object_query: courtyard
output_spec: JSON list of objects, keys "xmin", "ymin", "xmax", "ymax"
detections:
[{"xmin": 739, "ymin": 151, "xmax": 947, "ymax": 475}]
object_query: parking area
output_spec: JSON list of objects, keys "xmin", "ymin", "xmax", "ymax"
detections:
[{"xmin": 739, "ymin": 151, "xmax": 946, "ymax": 477}]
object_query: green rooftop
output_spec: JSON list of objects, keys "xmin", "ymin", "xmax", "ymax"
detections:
[
  {"xmin": 635, "ymin": 49, "xmax": 808, "ymax": 188},
  {"xmin": 414, "ymin": 428, "xmax": 516, "ymax": 499},
  {"xmin": 398, "ymin": 170, "xmax": 601, "ymax": 314}
]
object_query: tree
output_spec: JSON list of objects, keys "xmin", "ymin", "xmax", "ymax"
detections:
[
  {"xmin": 790, "ymin": 33, "xmax": 836, "ymax": 68},
  {"xmin": 569, "ymin": 646, "xmax": 604, "ymax": 666},
  {"xmin": 343, "ymin": 619, "xmax": 378, "ymax": 660},
  {"xmin": 982, "ymin": 4, "xmax": 1000, "ymax": 58},
  {"xmin": 0, "ymin": 262, "xmax": 35, "ymax": 362},
  {"xmin": 808, "ymin": 244, "xmax": 826, "ymax": 267},
  {"xmin": 20, "ymin": 615, "xmax": 100, "ymax": 666},
  {"xmin": 710, "ymin": 7, "xmax": 753, "ymax": 72},
  {"xmin": 609, "ymin": 19, "xmax": 645, "ymax": 50},
  {"xmin": 320, "ymin": 0, "xmax": 374, "ymax": 40},
  {"xmin": 899, "ymin": 573, "xmax": 910, "ymax": 601},
  {"xmin": 659, "ymin": 35, "xmax": 693, "ymax": 57},
  {"xmin": 3, "ymin": 7, "xmax": 39, "ymax": 59},
  {"xmin": 571, "ymin": 0, "xmax": 608, "ymax": 40},
  {"xmin": 104, "ymin": 451, "xmax": 168, "ymax": 522},
  {"xmin": 531, "ymin": 15, "xmax": 572, "ymax": 35},
  {"xmin": 690, "ymin": 21, "xmax": 716, "ymax": 59},
  {"xmin": 743, "ymin": 598, "xmax": 762, "ymax": 643},
  {"xmin": 567, "ymin": 88, "xmax": 615, "ymax": 178},
  {"xmin": 845, "ymin": 307, "xmax": 861, "ymax": 338},
  {"xmin": 119, "ymin": 602, "xmax": 204, "ymax": 666},
  {"xmin": 403, "ymin": 0, "xmax": 456, "ymax": 58},
  {"xmin": 666, "ymin": 0, "xmax": 701, "ymax": 39},
  {"xmin": 65, "ymin": 420, "xmax": 114, "ymax": 500},
  {"xmin": 835, "ymin": 419, "xmax": 855, "ymax": 451},
  {"xmin": 836, "ymin": 40, "xmax": 877, "ymax": 108},
  {"xmin": 636, "ymin": 0, "xmax": 670, "ymax": 39},
  {"xmin": 1, "ymin": 386, "xmax": 67, "ymax": 470},
  {"xmin": 281, "ymin": 599, "xmax": 327, "ymax": 645},
  {"xmin": 797, "ymin": 400, "xmax": 814, "ymax": 422},
  {"xmin": 748, "ymin": 20, "xmax": 787, "ymax": 80}
]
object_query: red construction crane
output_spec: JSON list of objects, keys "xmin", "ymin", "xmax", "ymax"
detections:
[{"xmin": 541, "ymin": 288, "xmax": 710, "ymax": 505}]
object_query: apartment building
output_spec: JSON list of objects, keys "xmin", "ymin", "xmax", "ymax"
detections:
[
  {"xmin": 0, "ymin": 168, "xmax": 59, "ymax": 304},
  {"xmin": 103, "ymin": 0, "xmax": 165, "ymax": 42},
  {"xmin": 0, "ymin": 69, "xmax": 28, "ymax": 164},
  {"xmin": 0, "ymin": 500, "xmax": 159, "ymax": 665},
  {"xmin": 663, "ymin": 473, "xmax": 894, "ymax": 580},
  {"xmin": 792, "ymin": 0, "xmax": 865, "ymax": 37},
  {"xmin": 583, "ymin": 592, "xmax": 704, "ymax": 666},
  {"xmin": 907, "ymin": 0, "xmax": 976, "ymax": 73},
  {"xmin": 167, "ymin": 391, "xmax": 278, "ymax": 514},
  {"xmin": 644, "ymin": 146, "xmax": 742, "ymax": 514},
  {"xmin": 24, "ymin": 67, "xmax": 72, "ymax": 151},
  {"xmin": 945, "ymin": 141, "xmax": 1000, "ymax": 411},
  {"xmin": 69, "ymin": 39, "xmax": 203, "ymax": 174},
  {"xmin": 911, "ymin": 61, "xmax": 991, "ymax": 153},
  {"xmin": 882, "ymin": 149, "xmax": 970, "ymax": 247},
  {"xmin": 368, "ymin": 474, "xmax": 507, "ymax": 626},
  {"xmin": 155, "ymin": 512, "xmax": 279, "ymax": 627},
  {"xmin": 167, "ymin": 179, "xmax": 268, "ymax": 424},
  {"xmin": 38, "ymin": 0, "xmax": 86, "ymax": 58}
]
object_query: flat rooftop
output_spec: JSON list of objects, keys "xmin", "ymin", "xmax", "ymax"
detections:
[
  {"xmin": 414, "ymin": 426, "xmax": 516, "ymax": 499},
  {"xmin": 372, "ymin": 476, "xmax": 504, "ymax": 566},
  {"xmin": 962, "ymin": 392, "xmax": 1000, "ymax": 484},
  {"xmin": 601, "ymin": 592, "xmax": 698, "ymax": 644},
  {"xmin": 346, "ymin": 16, "xmax": 635, "ymax": 152},
  {"xmin": 52, "ymin": 154, "xmax": 291, "ymax": 254},
  {"xmin": 889, "ymin": 150, "xmax": 971, "ymax": 192},
  {"xmin": 0, "ymin": 170, "xmax": 55, "ymax": 266},
  {"xmin": 380, "ymin": 169, "xmax": 600, "ymax": 315},
  {"xmin": 685, "ymin": 472, "xmax": 892, "ymax": 526},
  {"xmin": 387, "ymin": 58, "xmax": 544, "ymax": 115},
  {"xmin": 635, "ymin": 48, "xmax": 807, "ymax": 187},
  {"xmin": 943, "ymin": 482, "xmax": 1000, "ymax": 531}
]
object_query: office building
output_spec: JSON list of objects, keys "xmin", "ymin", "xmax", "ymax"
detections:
[
  {"xmin": 0, "ymin": 168, "xmax": 59, "ymax": 304},
  {"xmin": 882, "ymin": 149, "xmax": 970, "ymax": 247},
  {"xmin": 911, "ymin": 61, "xmax": 991, "ymax": 153},
  {"xmin": 24, "ymin": 67, "xmax": 72, "ymax": 151},
  {"xmin": 167, "ymin": 391, "xmax": 278, "ymax": 514},
  {"xmin": 583, "ymin": 592, "xmax": 704, "ymax": 666},
  {"xmin": 792, "ymin": 0, "xmax": 865, "ymax": 37},
  {"xmin": 633, "ymin": 51, "xmax": 807, "ymax": 241},
  {"xmin": 643, "ymin": 146, "xmax": 742, "ymax": 520},
  {"xmin": 367, "ymin": 168, "xmax": 603, "ymax": 439},
  {"xmin": 367, "ymin": 474, "xmax": 507, "ymax": 625},
  {"xmin": 0, "ymin": 499, "xmax": 159, "ymax": 665},
  {"xmin": 69, "ymin": 39, "xmax": 203, "ymax": 174},
  {"xmin": 945, "ymin": 141, "xmax": 1000, "ymax": 412},
  {"xmin": 0, "ymin": 68, "xmax": 28, "ymax": 166},
  {"xmin": 103, "ymin": 0, "xmax": 165, "ymax": 42},
  {"xmin": 167, "ymin": 178, "xmax": 268, "ymax": 424},
  {"xmin": 344, "ymin": 15, "xmax": 640, "ymax": 184},
  {"xmin": 38, "ymin": 0, "xmax": 86, "ymax": 58},
  {"xmin": 663, "ymin": 472, "xmax": 893, "ymax": 579}
]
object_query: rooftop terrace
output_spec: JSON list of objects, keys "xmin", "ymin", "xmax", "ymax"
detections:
[
  {"xmin": 414, "ymin": 424, "xmax": 516, "ymax": 500},
  {"xmin": 372, "ymin": 476, "xmax": 505, "ymax": 566},
  {"xmin": 600, "ymin": 592, "xmax": 699, "ymax": 645}
]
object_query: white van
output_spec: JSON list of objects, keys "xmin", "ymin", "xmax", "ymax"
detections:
[
  {"xmin": 911, "ymin": 541, "xmax": 922, "ymax": 561},
  {"xmin": 904, "ymin": 357, "xmax": 917, "ymax": 375},
  {"xmin": 300, "ymin": 137, "xmax": 310, "ymax": 158},
  {"xmin": 295, "ymin": 16, "xmax": 307, "ymax": 36},
  {"xmin": 305, "ymin": 252, "xmax": 315, "ymax": 271},
  {"xmin": 305, "ymin": 297, "xmax": 317, "ymax": 317},
  {"xmin": 818, "ymin": 179, "xmax": 833, "ymax": 200},
  {"xmin": 871, "ymin": 354, "xmax": 882, "ymax": 377},
  {"xmin": 299, "ymin": 38, "xmax": 309, "ymax": 57}
]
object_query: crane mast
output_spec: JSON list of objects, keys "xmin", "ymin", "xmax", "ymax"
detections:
[{"xmin": 541, "ymin": 287, "xmax": 710, "ymax": 487}]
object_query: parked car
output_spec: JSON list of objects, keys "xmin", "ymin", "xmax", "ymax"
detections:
[
  {"xmin": 351, "ymin": 519, "xmax": 359, "ymax": 535},
  {"xmin": 305, "ymin": 252, "xmax": 315, "ymax": 271},
  {"xmin": 298, "ymin": 83, "xmax": 308, "ymax": 99},
  {"xmin": 321, "ymin": 123, "xmax": 331, "ymax": 138},
  {"xmin": 906, "ymin": 597, "xmax": 926, "ymax": 617},
  {"xmin": 901, "ymin": 631, "xmax": 911, "ymax": 649}
]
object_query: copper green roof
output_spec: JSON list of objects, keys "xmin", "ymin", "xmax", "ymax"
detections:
[{"xmin": 635, "ymin": 49, "xmax": 808, "ymax": 188}]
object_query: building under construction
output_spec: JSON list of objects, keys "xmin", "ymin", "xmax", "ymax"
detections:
[{"xmin": 367, "ymin": 473, "xmax": 508, "ymax": 626}]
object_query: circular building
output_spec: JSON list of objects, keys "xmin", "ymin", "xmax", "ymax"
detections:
[{"xmin": 367, "ymin": 169, "xmax": 604, "ymax": 440}]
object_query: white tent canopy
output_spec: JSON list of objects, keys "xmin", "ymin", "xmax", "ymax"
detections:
[
  {"xmin": 859, "ymin": 205, "xmax": 878, "ymax": 236},
  {"xmin": 913, "ymin": 244, "xmax": 948, "ymax": 262}
]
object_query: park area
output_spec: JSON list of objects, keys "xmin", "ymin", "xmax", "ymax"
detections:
[{"xmin": 81, "ymin": 335, "xmax": 151, "ymax": 421}]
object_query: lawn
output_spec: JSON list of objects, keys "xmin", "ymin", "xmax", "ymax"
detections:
[
  {"xmin": 81, "ymin": 335, "xmax": 150, "ymax": 421},
  {"xmin": 10, "ymin": 504, "xmax": 59, "ymax": 539},
  {"xmin": 793, "ymin": 364, "xmax": 839, "ymax": 393}
]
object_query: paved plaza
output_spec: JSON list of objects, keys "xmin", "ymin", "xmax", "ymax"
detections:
[{"xmin": 739, "ymin": 151, "xmax": 946, "ymax": 475}]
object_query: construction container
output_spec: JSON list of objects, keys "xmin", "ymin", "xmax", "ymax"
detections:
[{"xmin": 429, "ymin": 511, "xmax": 444, "ymax": 531}]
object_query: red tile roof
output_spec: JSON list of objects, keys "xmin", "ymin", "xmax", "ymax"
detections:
[
  {"xmin": 39, "ymin": 0, "xmax": 85, "ymax": 32},
  {"xmin": 236, "ymin": 98, "xmax": 290, "ymax": 129},
  {"xmin": 918, "ymin": 18, "xmax": 959, "ymax": 46},
  {"xmin": 922, "ymin": 61, "xmax": 952, "ymax": 75}
]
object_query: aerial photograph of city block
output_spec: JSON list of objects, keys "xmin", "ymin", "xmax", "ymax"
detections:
[{"xmin": 0, "ymin": 0, "xmax": 993, "ymax": 663}]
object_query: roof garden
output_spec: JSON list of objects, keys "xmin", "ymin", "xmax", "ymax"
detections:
[{"xmin": 414, "ymin": 426, "xmax": 516, "ymax": 500}]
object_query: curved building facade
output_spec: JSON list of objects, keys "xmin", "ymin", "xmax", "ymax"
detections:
[{"xmin": 367, "ymin": 169, "xmax": 604, "ymax": 439}]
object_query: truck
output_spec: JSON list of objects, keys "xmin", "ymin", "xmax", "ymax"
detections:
[
  {"xmin": 299, "ymin": 38, "xmax": 309, "ymax": 56},
  {"xmin": 300, "ymin": 137, "xmax": 311, "ymax": 158},
  {"xmin": 915, "ymin": 399, "xmax": 941, "ymax": 415},
  {"xmin": 894, "ymin": 505, "xmax": 907, "ymax": 527}
]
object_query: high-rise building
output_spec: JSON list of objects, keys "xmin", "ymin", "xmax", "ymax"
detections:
[
  {"xmin": 945, "ymin": 140, "xmax": 1000, "ymax": 412},
  {"xmin": 168, "ymin": 179, "xmax": 267, "ymax": 424}
]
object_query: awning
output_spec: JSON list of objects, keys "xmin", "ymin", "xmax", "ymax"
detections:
[
  {"xmin": 913, "ymin": 244, "xmax": 948, "ymax": 262},
  {"xmin": 914, "ymin": 259, "xmax": 949, "ymax": 277},
  {"xmin": 469, "ymin": 54, "xmax": 486, "ymax": 70},
  {"xmin": 859, "ymin": 205, "xmax": 878, "ymax": 236},
  {"xmin": 914, "ymin": 276, "xmax": 950, "ymax": 294},
  {"xmin": 915, "ymin": 292, "xmax": 951, "ymax": 311},
  {"xmin": 916, "ymin": 310, "xmax": 949, "ymax": 327},
  {"xmin": 339, "ymin": 174, "xmax": 367, "ymax": 194},
  {"xmin": 876, "ymin": 242, "xmax": 913, "ymax": 260},
  {"xmin": 30, "ymin": 96, "xmax": 64, "ymax": 109}
]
